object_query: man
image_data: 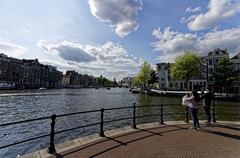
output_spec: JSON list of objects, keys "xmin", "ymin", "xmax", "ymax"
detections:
[{"xmin": 201, "ymin": 88, "xmax": 213, "ymax": 123}]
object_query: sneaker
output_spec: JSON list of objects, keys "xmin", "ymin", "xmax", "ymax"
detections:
[
  {"xmin": 189, "ymin": 126, "xmax": 196, "ymax": 129},
  {"xmin": 196, "ymin": 127, "xmax": 200, "ymax": 130}
]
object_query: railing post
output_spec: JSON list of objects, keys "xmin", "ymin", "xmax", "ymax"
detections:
[
  {"xmin": 160, "ymin": 104, "xmax": 164, "ymax": 125},
  {"xmin": 185, "ymin": 106, "xmax": 189, "ymax": 123},
  {"xmin": 99, "ymin": 108, "xmax": 105, "ymax": 137},
  {"xmin": 48, "ymin": 114, "xmax": 56, "ymax": 154},
  {"xmin": 212, "ymin": 100, "xmax": 216, "ymax": 123},
  {"xmin": 132, "ymin": 102, "xmax": 137, "ymax": 129}
]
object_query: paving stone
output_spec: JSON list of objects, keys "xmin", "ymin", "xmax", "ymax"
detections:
[{"xmin": 22, "ymin": 121, "xmax": 240, "ymax": 158}]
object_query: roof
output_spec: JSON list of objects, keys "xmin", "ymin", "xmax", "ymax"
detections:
[
  {"xmin": 66, "ymin": 70, "xmax": 78, "ymax": 76},
  {"xmin": 208, "ymin": 48, "xmax": 228, "ymax": 56},
  {"xmin": 231, "ymin": 52, "xmax": 240, "ymax": 60},
  {"xmin": 22, "ymin": 59, "xmax": 37, "ymax": 64}
]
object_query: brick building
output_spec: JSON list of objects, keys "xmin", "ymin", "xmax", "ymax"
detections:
[{"xmin": 0, "ymin": 53, "xmax": 62, "ymax": 89}]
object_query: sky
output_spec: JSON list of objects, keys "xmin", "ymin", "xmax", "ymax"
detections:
[{"xmin": 0, "ymin": 0, "xmax": 240, "ymax": 80}]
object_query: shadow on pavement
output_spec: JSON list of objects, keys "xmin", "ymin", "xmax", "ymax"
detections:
[
  {"xmin": 57, "ymin": 125, "xmax": 187, "ymax": 157},
  {"xmin": 215, "ymin": 124, "xmax": 240, "ymax": 131},
  {"xmin": 199, "ymin": 126, "xmax": 240, "ymax": 141}
]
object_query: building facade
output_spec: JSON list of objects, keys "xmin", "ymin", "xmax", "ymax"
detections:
[
  {"xmin": 61, "ymin": 71, "xmax": 97, "ymax": 88},
  {"xmin": 230, "ymin": 53, "xmax": 240, "ymax": 95},
  {"xmin": 0, "ymin": 54, "xmax": 24, "ymax": 88},
  {"xmin": 156, "ymin": 62, "xmax": 206, "ymax": 91},
  {"xmin": 121, "ymin": 77, "xmax": 135, "ymax": 88},
  {"xmin": 156, "ymin": 63, "xmax": 171, "ymax": 90},
  {"xmin": 206, "ymin": 49, "xmax": 229, "ymax": 88},
  {"xmin": 156, "ymin": 49, "xmax": 231, "ymax": 91},
  {"xmin": 0, "ymin": 53, "xmax": 62, "ymax": 89}
]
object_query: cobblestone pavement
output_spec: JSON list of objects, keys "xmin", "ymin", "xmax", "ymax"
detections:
[{"xmin": 49, "ymin": 123, "xmax": 240, "ymax": 158}]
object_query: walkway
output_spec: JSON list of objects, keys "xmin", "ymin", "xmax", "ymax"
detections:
[{"xmin": 23, "ymin": 121, "xmax": 240, "ymax": 158}]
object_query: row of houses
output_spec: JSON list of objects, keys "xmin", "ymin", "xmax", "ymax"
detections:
[
  {"xmin": 0, "ymin": 53, "xmax": 62, "ymax": 89},
  {"xmin": 62, "ymin": 71, "xmax": 97, "ymax": 88},
  {"xmin": 0, "ymin": 53, "xmax": 100, "ymax": 89},
  {"xmin": 156, "ymin": 48, "xmax": 240, "ymax": 93},
  {"xmin": 119, "ymin": 48, "xmax": 240, "ymax": 94},
  {"xmin": 118, "ymin": 77, "xmax": 135, "ymax": 88}
]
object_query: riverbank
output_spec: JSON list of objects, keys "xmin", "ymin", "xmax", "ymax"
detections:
[{"xmin": 130, "ymin": 89, "xmax": 240, "ymax": 101}]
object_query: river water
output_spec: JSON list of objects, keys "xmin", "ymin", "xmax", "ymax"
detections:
[{"xmin": 0, "ymin": 88, "xmax": 239, "ymax": 158}]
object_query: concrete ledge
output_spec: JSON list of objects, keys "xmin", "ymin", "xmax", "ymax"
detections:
[{"xmin": 21, "ymin": 120, "xmax": 240, "ymax": 158}]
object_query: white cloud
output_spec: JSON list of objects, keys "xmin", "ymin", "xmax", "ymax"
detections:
[
  {"xmin": 185, "ymin": 7, "xmax": 201, "ymax": 13},
  {"xmin": 152, "ymin": 27, "xmax": 240, "ymax": 62},
  {"xmin": 186, "ymin": 0, "xmax": 240, "ymax": 31},
  {"xmin": 0, "ymin": 37, "xmax": 27, "ymax": 57},
  {"xmin": 88, "ymin": 0, "xmax": 143, "ymax": 37},
  {"xmin": 180, "ymin": 15, "xmax": 196, "ymax": 23},
  {"xmin": 37, "ymin": 40, "xmax": 97, "ymax": 62},
  {"xmin": 38, "ymin": 40, "xmax": 144, "ymax": 79}
]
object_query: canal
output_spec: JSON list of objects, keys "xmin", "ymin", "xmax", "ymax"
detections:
[{"xmin": 0, "ymin": 88, "xmax": 240, "ymax": 158}]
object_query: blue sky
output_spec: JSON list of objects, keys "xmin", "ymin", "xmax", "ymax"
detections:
[{"xmin": 0, "ymin": 0, "xmax": 240, "ymax": 80}]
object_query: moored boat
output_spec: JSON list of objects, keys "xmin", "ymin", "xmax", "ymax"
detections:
[
  {"xmin": 0, "ymin": 82, "xmax": 15, "ymax": 90},
  {"xmin": 131, "ymin": 88, "xmax": 140, "ymax": 94}
]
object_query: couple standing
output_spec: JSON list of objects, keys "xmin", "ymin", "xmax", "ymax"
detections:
[{"xmin": 182, "ymin": 88, "xmax": 213, "ymax": 129}]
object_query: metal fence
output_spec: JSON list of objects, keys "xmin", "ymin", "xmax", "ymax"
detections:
[{"xmin": 0, "ymin": 102, "xmax": 239, "ymax": 154}]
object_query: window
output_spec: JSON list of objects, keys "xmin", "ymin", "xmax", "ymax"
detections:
[
  {"xmin": 203, "ymin": 82, "xmax": 206, "ymax": 87},
  {"xmin": 209, "ymin": 68, "xmax": 213, "ymax": 74},
  {"xmin": 209, "ymin": 76, "xmax": 213, "ymax": 81},
  {"xmin": 209, "ymin": 59, "xmax": 212, "ymax": 65}
]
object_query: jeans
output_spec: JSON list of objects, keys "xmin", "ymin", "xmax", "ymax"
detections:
[
  {"xmin": 204, "ymin": 106, "xmax": 211, "ymax": 123},
  {"xmin": 190, "ymin": 108, "xmax": 199, "ymax": 128}
]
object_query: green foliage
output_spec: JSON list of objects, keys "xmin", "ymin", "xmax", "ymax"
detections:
[
  {"xmin": 134, "ymin": 62, "xmax": 153, "ymax": 88},
  {"xmin": 148, "ymin": 70, "xmax": 158, "ymax": 85},
  {"xmin": 170, "ymin": 52, "xmax": 200, "ymax": 89},
  {"xmin": 96, "ymin": 75, "xmax": 114, "ymax": 87},
  {"xmin": 213, "ymin": 58, "xmax": 235, "ymax": 91}
]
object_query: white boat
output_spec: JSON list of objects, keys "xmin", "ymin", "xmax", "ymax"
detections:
[
  {"xmin": 131, "ymin": 88, "xmax": 140, "ymax": 93},
  {"xmin": 39, "ymin": 87, "xmax": 47, "ymax": 90},
  {"xmin": 0, "ymin": 82, "xmax": 15, "ymax": 90}
]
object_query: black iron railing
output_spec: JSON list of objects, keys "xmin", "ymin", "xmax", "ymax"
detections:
[{"xmin": 0, "ymin": 102, "xmax": 239, "ymax": 154}]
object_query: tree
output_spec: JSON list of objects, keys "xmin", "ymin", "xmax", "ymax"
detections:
[
  {"xmin": 170, "ymin": 52, "xmax": 200, "ymax": 90},
  {"xmin": 96, "ymin": 75, "xmax": 114, "ymax": 87},
  {"xmin": 148, "ymin": 70, "xmax": 158, "ymax": 85},
  {"xmin": 213, "ymin": 58, "xmax": 235, "ymax": 94},
  {"xmin": 134, "ymin": 62, "xmax": 152, "ymax": 89}
]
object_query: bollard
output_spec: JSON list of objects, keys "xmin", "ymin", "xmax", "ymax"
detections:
[
  {"xmin": 160, "ymin": 104, "xmax": 164, "ymax": 124},
  {"xmin": 185, "ymin": 106, "xmax": 189, "ymax": 123},
  {"xmin": 212, "ymin": 100, "xmax": 216, "ymax": 123},
  {"xmin": 99, "ymin": 108, "xmax": 105, "ymax": 137},
  {"xmin": 132, "ymin": 102, "xmax": 137, "ymax": 129},
  {"xmin": 48, "ymin": 114, "xmax": 56, "ymax": 154}
]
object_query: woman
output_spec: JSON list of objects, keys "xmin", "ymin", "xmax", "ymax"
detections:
[{"xmin": 185, "ymin": 91, "xmax": 200, "ymax": 129}]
